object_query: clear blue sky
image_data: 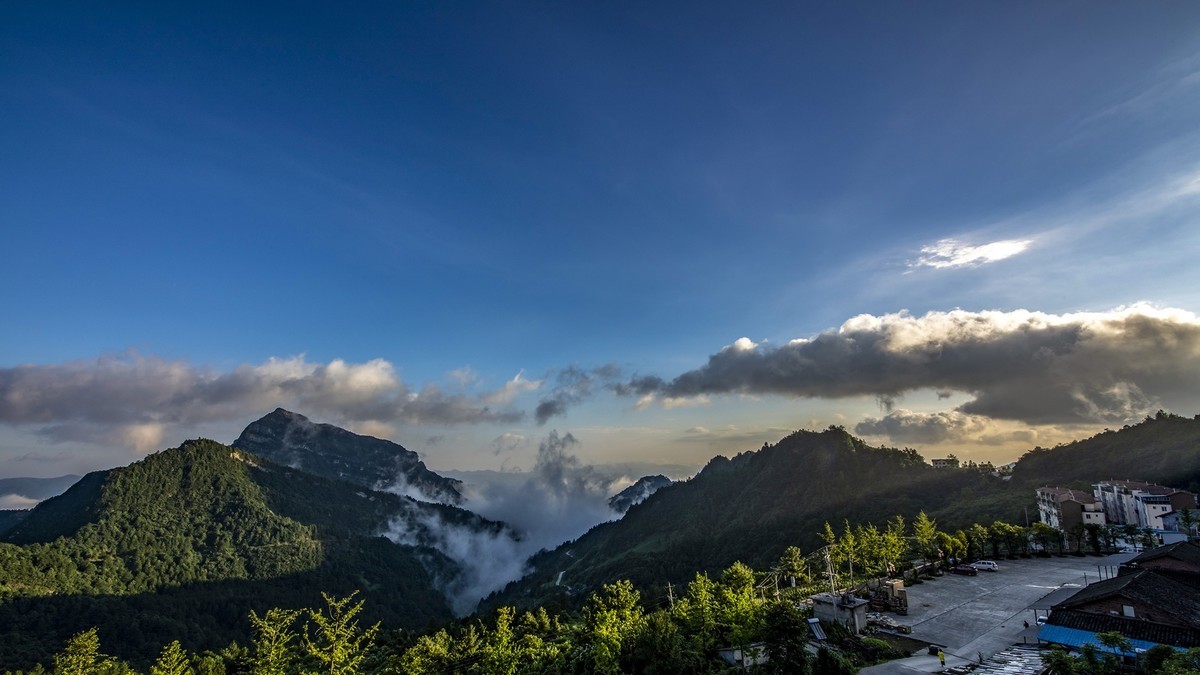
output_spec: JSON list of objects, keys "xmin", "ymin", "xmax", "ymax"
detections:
[{"xmin": 3, "ymin": 1, "xmax": 1200, "ymax": 478}]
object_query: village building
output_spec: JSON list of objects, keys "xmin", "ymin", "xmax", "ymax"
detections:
[
  {"xmin": 1093, "ymin": 480, "xmax": 1198, "ymax": 530},
  {"xmin": 1037, "ymin": 486, "xmax": 1107, "ymax": 531}
]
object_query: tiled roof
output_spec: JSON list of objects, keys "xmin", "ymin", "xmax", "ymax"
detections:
[
  {"xmin": 1053, "ymin": 570, "xmax": 1200, "ymax": 631},
  {"xmin": 1039, "ymin": 486, "xmax": 1099, "ymax": 503},
  {"xmin": 1127, "ymin": 541, "xmax": 1200, "ymax": 570},
  {"xmin": 1095, "ymin": 479, "xmax": 1188, "ymax": 496},
  {"xmin": 1048, "ymin": 609, "xmax": 1200, "ymax": 648}
]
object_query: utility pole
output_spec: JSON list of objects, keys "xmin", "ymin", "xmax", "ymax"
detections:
[
  {"xmin": 666, "ymin": 582, "xmax": 674, "ymax": 608},
  {"xmin": 825, "ymin": 546, "xmax": 836, "ymax": 595}
]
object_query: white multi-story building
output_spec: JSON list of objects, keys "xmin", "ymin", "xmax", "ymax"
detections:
[
  {"xmin": 1092, "ymin": 480, "xmax": 1198, "ymax": 530},
  {"xmin": 1037, "ymin": 486, "xmax": 1107, "ymax": 531}
]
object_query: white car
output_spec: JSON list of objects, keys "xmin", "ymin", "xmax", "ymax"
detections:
[{"xmin": 971, "ymin": 560, "xmax": 999, "ymax": 571}]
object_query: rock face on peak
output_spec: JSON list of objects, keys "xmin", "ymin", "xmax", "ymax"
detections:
[
  {"xmin": 608, "ymin": 474, "xmax": 672, "ymax": 514},
  {"xmin": 232, "ymin": 408, "xmax": 463, "ymax": 504}
]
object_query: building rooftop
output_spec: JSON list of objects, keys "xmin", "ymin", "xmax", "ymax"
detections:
[
  {"xmin": 1125, "ymin": 540, "xmax": 1200, "ymax": 570},
  {"xmin": 1054, "ymin": 569, "xmax": 1200, "ymax": 629},
  {"xmin": 1095, "ymin": 479, "xmax": 1189, "ymax": 496},
  {"xmin": 1038, "ymin": 486, "xmax": 1099, "ymax": 503}
]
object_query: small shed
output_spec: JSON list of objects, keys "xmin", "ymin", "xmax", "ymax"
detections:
[{"xmin": 812, "ymin": 592, "xmax": 870, "ymax": 633}]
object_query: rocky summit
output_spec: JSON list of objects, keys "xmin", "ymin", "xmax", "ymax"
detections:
[{"xmin": 232, "ymin": 408, "xmax": 464, "ymax": 504}]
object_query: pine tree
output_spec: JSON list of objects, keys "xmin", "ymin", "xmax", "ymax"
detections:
[
  {"xmin": 250, "ymin": 608, "xmax": 301, "ymax": 675},
  {"xmin": 54, "ymin": 628, "xmax": 108, "ymax": 675},
  {"xmin": 302, "ymin": 592, "xmax": 379, "ymax": 675},
  {"xmin": 150, "ymin": 641, "xmax": 194, "ymax": 675}
]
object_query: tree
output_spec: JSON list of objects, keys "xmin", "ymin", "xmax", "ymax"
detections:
[
  {"xmin": 479, "ymin": 606, "xmax": 518, "ymax": 675},
  {"xmin": 249, "ymin": 608, "xmax": 301, "ymax": 675},
  {"xmin": 54, "ymin": 628, "xmax": 110, "ymax": 675},
  {"xmin": 673, "ymin": 573, "xmax": 718, "ymax": 652},
  {"xmin": 1085, "ymin": 524, "xmax": 1103, "ymax": 555},
  {"xmin": 840, "ymin": 520, "xmax": 859, "ymax": 581},
  {"xmin": 1141, "ymin": 644, "xmax": 1178, "ymax": 674},
  {"xmin": 883, "ymin": 515, "xmax": 907, "ymax": 575},
  {"xmin": 302, "ymin": 592, "xmax": 380, "ymax": 675},
  {"xmin": 819, "ymin": 522, "xmax": 842, "ymax": 588},
  {"xmin": 582, "ymin": 580, "xmax": 646, "ymax": 675},
  {"xmin": 988, "ymin": 521, "xmax": 1008, "ymax": 558},
  {"xmin": 1094, "ymin": 631, "xmax": 1131, "ymax": 673},
  {"xmin": 1030, "ymin": 522, "xmax": 1056, "ymax": 555},
  {"xmin": 1179, "ymin": 509, "xmax": 1197, "ymax": 541},
  {"xmin": 1158, "ymin": 646, "xmax": 1200, "ymax": 673},
  {"xmin": 151, "ymin": 641, "xmax": 194, "ymax": 675},
  {"xmin": 1040, "ymin": 646, "xmax": 1079, "ymax": 675},
  {"xmin": 776, "ymin": 546, "xmax": 809, "ymax": 587},
  {"xmin": 968, "ymin": 523, "xmax": 990, "ymax": 561},
  {"xmin": 1067, "ymin": 524, "xmax": 1086, "ymax": 554},
  {"xmin": 718, "ymin": 562, "xmax": 762, "ymax": 651},
  {"xmin": 855, "ymin": 524, "xmax": 885, "ymax": 578},
  {"xmin": 912, "ymin": 512, "xmax": 939, "ymax": 564},
  {"xmin": 761, "ymin": 601, "xmax": 810, "ymax": 674},
  {"xmin": 629, "ymin": 611, "xmax": 689, "ymax": 675}
]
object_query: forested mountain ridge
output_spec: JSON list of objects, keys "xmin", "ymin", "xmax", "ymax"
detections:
[
  {"xmin": 491, "ymin": 427, "xmax": 981, "ymax": 610},
  {"xmin": 232, "ymin": 408, "xmax": 464, "ymax": 504},
  {"xmin": 1011, "ymin": 411, "xmax": 1200, "ymax": 492},
  {"xmin": 491, "ymin": 415, "xmax": 1200, "ymax": 611},
  {"xmin": 0, "ymin": 439, "xmax": 506, "ymax": 669}
]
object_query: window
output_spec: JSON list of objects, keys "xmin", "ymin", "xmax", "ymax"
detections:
[{"xmin": 1123, "ymin": 605, "xmax": 1135, "ymax": 618}]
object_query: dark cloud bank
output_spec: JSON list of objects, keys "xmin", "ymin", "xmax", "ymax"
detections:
[{"xmin": 619, "ymin": 305, "xmax": 1200, "ymax": 428}]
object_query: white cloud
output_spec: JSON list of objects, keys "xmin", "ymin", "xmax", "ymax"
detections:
[
  {"xmin": 622, "ymin": 304, "xmax": 1200, "ymax": 427},
  {"xmin": 481, "ymin": 370, "xmax": 543, "ymax": 406},
  {"xmin": 0, "ymin": 353, "xmax": 526, "ymax": 454},
  {"xmin": 0, "ymin": 494, "xmax": 41, "ymax": 509},
  {"xmin": 911, "ymin": 238, "xmax": 1033, "ymax": 269}
]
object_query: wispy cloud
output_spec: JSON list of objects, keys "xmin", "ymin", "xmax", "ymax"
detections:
[
  {"xmin": 910, "ymin": 238, "xmax": 1033, "ymax": 269},
  {"xmin": 675, "ymin": 424, "xmax": 793, "ymax": 446}
]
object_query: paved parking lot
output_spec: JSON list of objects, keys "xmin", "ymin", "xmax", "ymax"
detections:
[{"xmin": 862, "ymin": 552, "xmax": 1136, "ymax": 673}]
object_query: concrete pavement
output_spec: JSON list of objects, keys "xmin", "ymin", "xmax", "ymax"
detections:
[{"xmin": 860, "ymin": 552, "xmax": 1135, "ymax": 673}]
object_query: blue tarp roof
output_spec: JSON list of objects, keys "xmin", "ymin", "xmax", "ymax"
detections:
[{"xmin": 1038, "ymin": 624, "xmax": 1186, "ymax": 654}]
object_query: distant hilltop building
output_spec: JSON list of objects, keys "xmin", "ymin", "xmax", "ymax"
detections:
[
  {"xmin": 931, "ymin": 457, "xmax": 959, "ymax": 469},
  {"xmin": 1037, "ymin": 486, "xmax": 1107, "ymax": 531},
  {"xmin": 1093, "ymin": 479, "xmax": 1198, "ymax": 530}
]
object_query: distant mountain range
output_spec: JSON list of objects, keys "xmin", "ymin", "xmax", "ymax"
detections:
[
  {"xmin": 0, "ymin": 475, "xmax": 82, "ymax": 536},
  {"xmin": 0, "ymin": 438, "xmax": 508, "ymax": 669},
  {"xmin": 0, "ymin": 475, "xmax": 81, "ymax": 502},
  {"xmin": 490, "ymin": 413, "xmax": 1200, "ymax": 611},
  {"xmin": 4, "ymin": 409, "xmax": 1200, "ymax": 670},
  {"xmin": 232, "ymin": 408, "xmax": 464, "ymax": 503}
]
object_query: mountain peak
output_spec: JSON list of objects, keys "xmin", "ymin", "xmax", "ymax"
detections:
[{"xmin": 232, "ymin": 410, "xmax": 464, "ymax": 504}]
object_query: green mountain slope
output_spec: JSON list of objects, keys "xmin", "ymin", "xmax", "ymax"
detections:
[
  {"xmin": 0, "ymin": 439, "xmax": 501, "ymax": 669},
  {"xmin": 0, "ymin": 511, "xmax": 27, "ymax": 537},
  {"xmin": 492, "ymin": 415, "xmax": 1200, "ymax": 611},
  {"xmin": 1011, "ymin": 412, "xmax": 1200, "ymax": 492}
]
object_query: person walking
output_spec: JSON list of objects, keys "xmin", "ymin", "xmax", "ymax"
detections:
[
  {"xmin": 1024, "ymin": 619, "xmax": 1030, "ymax": 629},
  {"xmin": 938, "ymin": 649, "xmax": 946, "ymax": 667}
]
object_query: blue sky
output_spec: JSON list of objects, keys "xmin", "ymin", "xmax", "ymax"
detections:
[{"xmin": 3, "ymin": 2, "xmax": 1200, "ymax": 479}]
